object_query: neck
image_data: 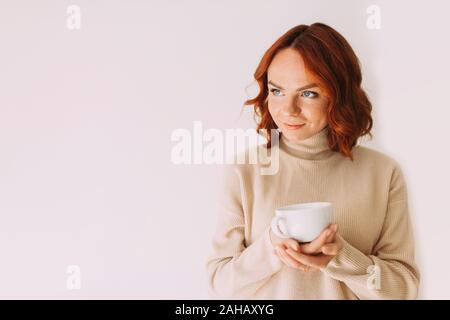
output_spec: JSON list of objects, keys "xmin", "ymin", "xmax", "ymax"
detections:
[{"xmin": 278, "ymin": 126, "xmax": 335, "ymax": 160}]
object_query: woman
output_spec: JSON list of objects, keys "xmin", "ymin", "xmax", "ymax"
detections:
[{"xmin": 205, "ymin": 23, "xmax": 420, "ymax": 299}]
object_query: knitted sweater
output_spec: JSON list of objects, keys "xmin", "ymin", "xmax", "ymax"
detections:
[{"xmin": 205, "ymin": 126, "xmax": 420, "ymax": 299}]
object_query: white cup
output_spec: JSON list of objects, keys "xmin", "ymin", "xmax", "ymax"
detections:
[{"xmin": 270, "ymin": 202, "xmax": 332, "ymax": 243}]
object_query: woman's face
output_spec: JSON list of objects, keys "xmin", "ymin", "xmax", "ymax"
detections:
[{"xmin": 267, "ymin": 48, "xmax": 329, "ymax": 141}]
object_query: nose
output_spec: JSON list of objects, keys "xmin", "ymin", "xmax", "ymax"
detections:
[{"xmin": 281, "ymin": 96, "xmax": 301, "ymax": 117}]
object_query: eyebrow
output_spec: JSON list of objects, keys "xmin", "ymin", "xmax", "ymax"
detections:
[{"xmin": 268, "ymin": 80, "xmax": 319, "ymax": 91}]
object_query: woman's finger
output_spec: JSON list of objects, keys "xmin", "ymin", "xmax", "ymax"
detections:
[
  {"xmin": 329, "ymin": 224, "xmax": 338, "ymax": 242},
  {"xmin": 277, "ymin": 247, "xmax": 309, "ymax": 271},
  {"xmin": 283, "ymin": 239, "xmax": 300, "ymax": 251},
  {"xmin": 325, "ymin": 224, "xmax": 337, "ymax": 243},
  {"xmin": 284, "ymin": 249, "xmax": 319, "ymax": 271},
  {"xmin": 277, "ymin": 250, "xmax": 296, "ymax": 269},
  {"xmin": 274, "ymin": 247, "xmax": 294, "ymax": 267},
  {"xmin": 286, "ymin": 249, "xmax": 332, "ymax": 269},
  {"xmin": 301, "ymin": 225, "xmax": 333, "ymax": 254},
  {"xmin": 321, "ymin": 243, "xmax": 339, "ymax": 256},
  {"xmin": 277, "ymin": 247, "xmax": 302, "ymax": 269}
]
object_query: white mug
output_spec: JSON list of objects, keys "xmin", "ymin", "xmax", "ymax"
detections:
[{"xmin": 270, "ymin": 202, "xmax": 332, "ymax": 243}]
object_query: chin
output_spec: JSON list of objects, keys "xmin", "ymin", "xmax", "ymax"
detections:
[{"xmin": 282, "ymin": 131, "xmax": 305, "ymax": 141}]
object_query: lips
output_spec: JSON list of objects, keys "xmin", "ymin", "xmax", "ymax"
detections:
[{"xmin": 284, "ymin": 122, "xmax": 305, "ymax": 129}]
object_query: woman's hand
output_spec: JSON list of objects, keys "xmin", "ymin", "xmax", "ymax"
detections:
[
  {"xmin": 269, "ymin": 229, "xmax": 310, "ymax": 271},
  {"xmin": 270, "ymin": 224, "xmax": 342, "ymax": 271},
  {"xmin": 287, "ymin": 224, "xmax": 343, "ymax": 269},
  {"xmin": 300, "ymin": 223, "xmax": 338, "ymax": 255}
]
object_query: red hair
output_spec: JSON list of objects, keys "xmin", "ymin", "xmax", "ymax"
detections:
[{"xmin": 244, "ymin": 23, "xmax": 373, "ymax": 161}]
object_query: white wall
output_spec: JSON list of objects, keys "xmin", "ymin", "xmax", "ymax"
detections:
[{"xmin": 0, "ymin": 0, "xmax": 448, "ymax": 299}]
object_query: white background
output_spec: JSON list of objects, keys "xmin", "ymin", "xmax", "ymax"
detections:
[{"xmin": 0, "ymin": 0, "xmax": 448, "ymax": 299}]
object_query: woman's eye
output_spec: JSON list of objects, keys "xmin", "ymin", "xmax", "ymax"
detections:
[
  {"xmin": 269, "ymin": 88, "xmax": 283, "ymax": 96},
  {"xmin": 301, "ymin": 90, "xmax": 318, "ymax": 98}
]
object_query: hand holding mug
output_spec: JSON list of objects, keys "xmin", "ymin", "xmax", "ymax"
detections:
[
  {"xmin": 269, "ymin": 228, "xmax": 310, "ymax": 272},
  {"xmin": 285, "ymin": 223, "xmax": 342, "ymax": 270},
  {"xmin": 271, "ymin": 223, "xmax": 340, "ymax": 271}
]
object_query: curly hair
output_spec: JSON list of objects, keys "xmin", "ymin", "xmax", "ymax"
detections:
[{"xmin": 243, "ymin": 23, "xmax": 373, "ymax": 161}]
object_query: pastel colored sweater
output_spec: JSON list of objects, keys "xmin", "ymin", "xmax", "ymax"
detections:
[{"xmin": 205, "ymin": 126, "xmax": 420, "ymax": 299}]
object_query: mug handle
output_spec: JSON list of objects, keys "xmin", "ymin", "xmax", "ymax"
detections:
[{"xmin": 270, "ymin": 216, "xmax": 290, "ymax": 238}]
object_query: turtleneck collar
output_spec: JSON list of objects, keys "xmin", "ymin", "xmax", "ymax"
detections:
[{"xmin": 278, "ymin": 126, "xmax": 335, "ymax": 160}]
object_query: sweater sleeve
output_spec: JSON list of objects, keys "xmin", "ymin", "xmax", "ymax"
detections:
[
  {"xmin": 321, "ymin": 163, "xmax": 420, "ymax": 299},
  {"xmin": 205, "ymin": 163, "xmax": 283, "ymax": 299}
]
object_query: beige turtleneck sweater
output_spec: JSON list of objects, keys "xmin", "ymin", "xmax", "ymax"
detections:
[{"xmin": 205, "ymin": 126, "xmax": 420, "ymax": 300}]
